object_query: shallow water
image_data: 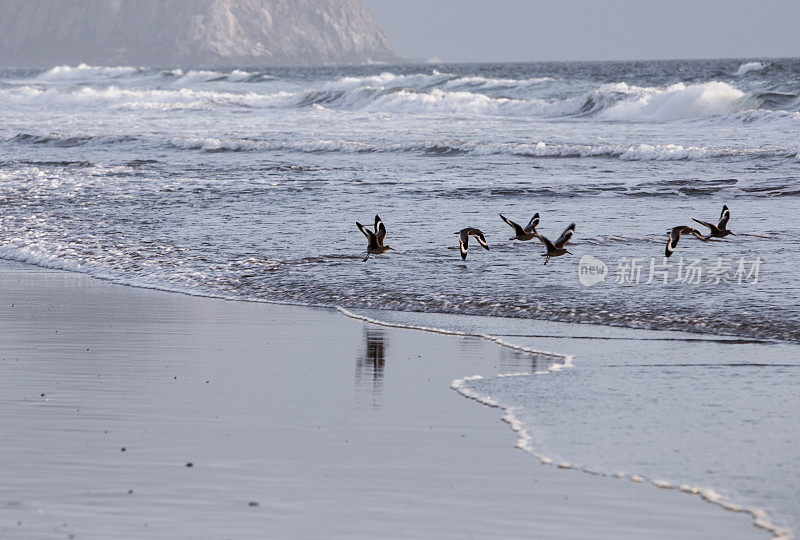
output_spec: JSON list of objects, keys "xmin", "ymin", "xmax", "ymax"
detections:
[{"xmin": 461, "ymin": 354, "xmax": 800, "ymax": 535}]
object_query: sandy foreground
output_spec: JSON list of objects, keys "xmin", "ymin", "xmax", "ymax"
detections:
[{"xmin": 0, "ymin": 262, "xmax": 763, "ymax": 539}]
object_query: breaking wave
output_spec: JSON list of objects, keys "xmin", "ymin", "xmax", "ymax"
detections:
[
  {"xmin": 164, "ymin": 136, "xmax": 798, "ymax": 162},
  {"xmin": 593, "ymin": 81, "xmax": 745, "ymax": 121},
  {"xmin": 7, "ymin": 129, "xmax": 795, "ymax": 163},
  {"xmin": 0, "ymin": 85, "xmax": 295, "ymax": 110},
  {"xmin": 35, "ymin": 63, "xmax": 142, "ymax": 81},
  {"xmin": 295, "ymin": 80, "xmax": 792, "ymax": 123},
  {"xmin": 4, "ymin": 66, "xmax": 799, "ymax": 123},
  {"xmin": 8, "ymin": 132, "xmax": 137, "ymax": 147},
  {"xmin": 735, "ymin": 61, "xmax": 768, "ymax": 76},
  {"xmin": 34, "ymin": 63, "xmax": 275, "ymax": 85}
]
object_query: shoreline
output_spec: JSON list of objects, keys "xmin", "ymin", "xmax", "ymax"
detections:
[
  {"xmin": 451, "ymin": 374, "xmax": 790, "ymax": 540},
  {"xmin": 0, "ymin": 260, "xmax": 772, "ymax": 538},
  {"xmin": 0, "ymin": 246, "xmax": 788, "ymax": 347},
  {"xmin": 340, "ymin": 305, "xmax": 792, "ymax": 539}
]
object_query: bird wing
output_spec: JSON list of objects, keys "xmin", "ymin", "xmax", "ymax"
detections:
[
  {"xmin": 666, "ymin": 226, "xmax": 707, "ymax": 257},
  {"xmin": 554, "ymin": 223, "xmax": 575, "ymax": 249},
  {"xmin": 524, "ymin": 213, "xmax": 540, "ymax": 233},
  {"xmin": 459, "ymin": 230, "xmax": 469, "ymax": 260},
  {"xmin": 678, "ymin": 225, "xmax": 707, "ymax": 240},
  {"xmin": 357, "ymin": 222, "xmax": 377, "ymax": 249},
  {"xmin": 357, "ymin": 221, "xmax": 373, "ymax": 240},
  {"xmin": 471, "ymin": 229, "xmax": 489, "ymax": 250},
  {"xmin": 665, "ymin": 227, "xmax": 682, "ymax": 257},
  {"xmin": 375, "ymin": 216, "xmax": 387, "ymax": 246},
  {"xmin": 692, "ymin": 218, "xmax": 715, "ymax": 230},
  {"xmin": 717, "ymin": 205, "xmax": 730, "ymax": 229},
  {"xmin": 500, "ymin": 214, "xmax": 525, "ymax": 236},
  {"xmin": 537, "ymin": 234, "xmax": 556, "ymax": 252},
  {"xmin": 665, "ymin": 235, "xmax": 675, "ymax": 257},
  {"xmin": 688, "ymin": 228, "xmax": 709, "ymax": 241}
]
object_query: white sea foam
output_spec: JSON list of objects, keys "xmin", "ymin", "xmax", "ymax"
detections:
[
  {"xmin": 443, "ymin": 74, "xmax": 554, "ymax": 90},
  {"xmin": 227, "ymin": 69, "xmax": 254, "ymax": 82},
  {"xmin": 366, "ymin": 79, "xmax": 750, "ymax": 124},
  {"xmin": 5, "ymin": 63, "xmax": 798, "ymax": 127},
  {"xmin": 321, "ymin": 70, "xmax": 453, "ymax": 91},
  {"xmin": 0, "ymin": 85, "xmax": 296, "ymax": 110},
  {"xmin": 167, "ymin": 136, "xmax": 391, "ymax": 153},
  {"xmin": 0, "ymin": 244, "xmax": 86, "ymax": 273},
  {"xmin": 169, "ymin": 137, "xmax": 263, "ymax": 152},
  {"xmin": 33, "ymin": 64, "xmax": 267, "ymax": 86},
  {"xmin": 160, "ymin": 134, "xmax": 796, "ymax": 162},
  {"xmin": 296, "ymin": 80, "xmax": 793, "ymax": 123},
  {"xmin": 736, "ymin": 61, "xmax": 768, "ymax": 76},
  {"xmin": 336, "ymin": 307, "xmax": 573, "ymax": 362},
  {"xmin": 472, "ymin": 140, "xmax": 787, "ymax": 160},
  {"xmin": 172, "ymin": 69, "xmax": 224, "ymax": 85},
  {"xmin": 319, "ymin": 70, "xmax": 554, "ymax": 94},
  {"xmin": 36, "ymin": 63, "xmax": 141, "ymax": 81},
  {"xmin": 597, "ymin": 81, "xmax": 747, "ymax": 122},
  {"xmin": 7, "ymin": 75, "xmax": 791, "ymax": 125}
]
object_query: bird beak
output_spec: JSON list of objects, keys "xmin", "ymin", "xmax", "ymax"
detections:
[{"xmin": 729, "ymin": 232, "xmax": 737, "ymax": 236}]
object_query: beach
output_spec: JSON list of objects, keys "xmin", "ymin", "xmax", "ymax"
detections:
[
  {"xmin": 0, "ymin": 261, "xmax": 768, "ymax": 539},
  {"xmin": 2, "ymin": 57, "xmax": 799, "ymax": 538}
]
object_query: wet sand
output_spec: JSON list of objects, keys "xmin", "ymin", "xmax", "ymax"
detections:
[{"xmin": 0, "ymin": 262, "xmax": 764, "ymax": 539}]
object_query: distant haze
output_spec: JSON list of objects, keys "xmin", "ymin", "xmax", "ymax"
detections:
[{"xmin": 363, "ymin": 0, "xmax": 800, "ymax": 62}]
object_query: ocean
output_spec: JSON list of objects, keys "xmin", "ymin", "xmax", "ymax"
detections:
[{"xmin": 1, "ymin": 58, "xmax": 798, "ymax": 535}]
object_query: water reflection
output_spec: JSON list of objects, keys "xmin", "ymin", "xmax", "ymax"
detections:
[
  {"xmin": 502, "ymin": 348, "xmax": 565, "ymax": 373},
  {"xmin": 355, "ymin": 328, "xmax": 386, "ymax": 406}
]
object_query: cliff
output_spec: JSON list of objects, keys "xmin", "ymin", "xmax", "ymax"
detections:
[{"xmin": 0, "ymin": 0, "xmax": 396, "ymax": 67}]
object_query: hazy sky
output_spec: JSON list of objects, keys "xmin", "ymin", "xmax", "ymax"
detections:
[{"xmin": 363, "ymin": 0, "xmax": 800, "ymax": 62}]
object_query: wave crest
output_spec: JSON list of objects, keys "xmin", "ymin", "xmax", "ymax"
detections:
[
  {"xmin": 163, "ymin": 135, "xmax": 798, "ymax": 162},
  {"xmin": 596, "ymin": 82, "xmax": 746, "ymax": 122},
  {"xmin": 735, "ymin": 61, "xmax": 768, "ymax": 76},
  {"xmin": 36, "ymin": 63, "xmax": 141, "ymax": 81},
  {"xmin": 3, "ymin": 66, "xmax": 798, "ymax": 123}
]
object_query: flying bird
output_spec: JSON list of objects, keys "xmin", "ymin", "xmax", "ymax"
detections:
[
  {"xmin": 456, "ymin": 228, "xmax": 489, "ymax": 260},
  {"xmin": 500, "ymin": 213, "xmax": 540, "ymax": 241},
  {"xmin": 537, "ymin": 223, "xmax": 575, "ymax": 265},
  {"xmin": 692, "ymin": 205, "xmax": 735, "ymax": 239},
  {"xmin": 665, "ymin": 225, "xmax": 706, "ymax": 258},
  {"xmin": 356, "ymin": 215, "xmax": 393, "ymax": 261}
]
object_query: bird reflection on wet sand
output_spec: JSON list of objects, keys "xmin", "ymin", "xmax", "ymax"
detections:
[
  {"xmin": 355, "ymin": 328, "xmax": 386, "ymax": 406},
  {"xmin": 502, "ymin": 348, "xmax": 566, "ymax": 374}
]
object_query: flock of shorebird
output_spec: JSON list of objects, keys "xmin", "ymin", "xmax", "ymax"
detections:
[{"xmin": 356, "ymin": 205, "xmax": 734, "ymax": 263}]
